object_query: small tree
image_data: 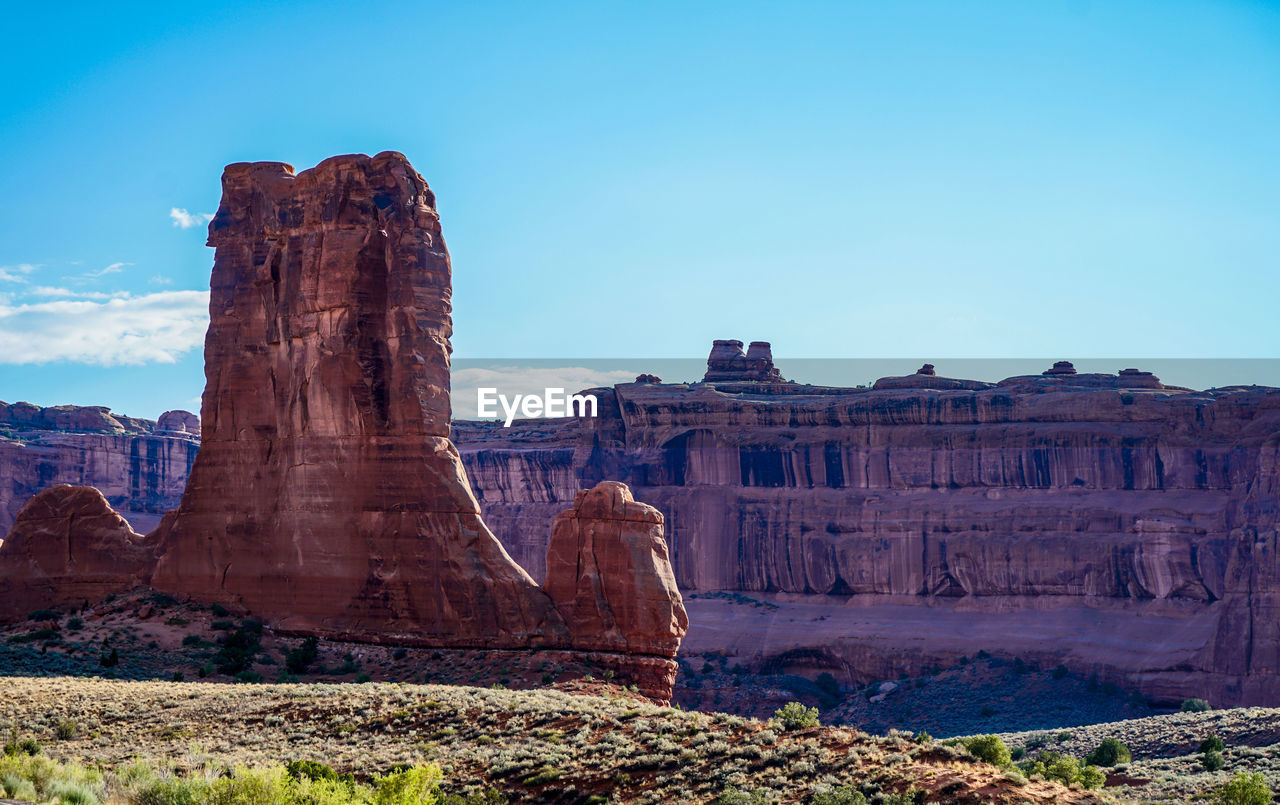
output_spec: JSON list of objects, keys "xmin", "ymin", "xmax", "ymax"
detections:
[
  {"xmin": 772, "ymin": 701, "xmax": 819, "ymax": 731},
  {"xmin": 1213, "ymin": 772, "xmax": 1271, "ymax": 805},
  {"xmin": 1085, "ymin": 737, "xmax": 1131, "ymax": 767},
  {"xmin": 1182, "ymin": 698, "xmax": 1212, "ymax": 713},
  {"xmin": 1201, "ymin": 736, "xmax": 1226, "ymax": 753},
  {"xmin": 1203, "ymin": 751, "xmax": 1226, "ymax": 772},
  {"xmin": 964, "ymin": 734, "xmax": 1012, "ymax": 767}
]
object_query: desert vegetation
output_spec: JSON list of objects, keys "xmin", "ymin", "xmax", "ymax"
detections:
[{"xmin": 0, "ymin": 677, "xmax": 1097, "ymax": 804}]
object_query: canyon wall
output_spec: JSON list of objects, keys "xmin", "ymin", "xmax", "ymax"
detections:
[
  {"xmin": 454, "ymin": 351, "xmax": 1280, "ymax": 707},
  {"xmin": 0, "ymin": 403, "xmax": 198, "ymax": 537}
]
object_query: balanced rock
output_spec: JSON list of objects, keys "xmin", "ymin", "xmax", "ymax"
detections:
[
  {"xmin": 0, "ymin": 485, "xmax": 152, "ymax": 619},
  {"xmin": 156, "ymin": 410, "xmax": 199, "ymax": 435},
  {"xmin": 545, "ymin": 481, "xmax": 687, "ymax": 657},
  {"xmin": 703, "ymin": 339, "xmax": 787, "ymax": 383}
]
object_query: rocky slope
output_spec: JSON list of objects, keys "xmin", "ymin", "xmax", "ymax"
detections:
[
  {"xmin": 453, "ymin": 348, "xmax": 1280, "ymax": 708},
  {"xmin": 0, "ymin": 403, "xmax": 198, "ymax": 536}
]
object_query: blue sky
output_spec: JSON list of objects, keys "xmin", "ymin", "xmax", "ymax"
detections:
[{"xmin": 0, "ymin": 1, "xmax": 1277, "ymax": 419}]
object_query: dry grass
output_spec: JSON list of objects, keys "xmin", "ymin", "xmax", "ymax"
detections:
[{"xmin": 0, "ymin": 676, "xmax": 1099, "ymax": 804}]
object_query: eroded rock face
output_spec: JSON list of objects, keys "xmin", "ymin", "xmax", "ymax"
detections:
[
  {"xmin": 0, "ymin": 404, "xmax": 198, "ymax": 537},
  {"xmin": 0, "ymin": 485, "xmax": 152, "ymax": 619},
  {"xmin": 455, "ymin": 360, "xmax": 1280, "ymax": 706},
  {"xmin": 1, "ymin": 152, "xmax": 690, "ymax": 698},
  {"xmin": 703, "ymin": 339, "xmax": 787, "ymax": 383},
  {"xmin": 146, "ymin": 152, "xmax": 569, "ymax": 647},
  {"xmin": 545, "ymin": 481, "xmax": 687, "ymax": 658}
]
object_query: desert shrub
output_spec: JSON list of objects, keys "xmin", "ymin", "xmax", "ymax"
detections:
[
  {"xmin": 182, "ymin": 635, "xmax": 203, "ymax": 647},
  {"xmin": 172, "ymin": 672, "xmax": 184, "ymax": 682},
  {"xmin": 286, "ymin": 637, "xmax": 320, "ymax": 675},
  {"xmin": 913, "ymin": 730, "xmax": 931, "ymax": 744},
  {"xmin": 1084, "ymin": 737, "xmax": 1131, "ymax": 767},
  {"xmin": 810, "ymin": 785, "xmax": 868, "ymax": 804},
  {"xmin": 66, "ymin": 617, "xmax": 84, "ymax": 630},
  {"xmin": 4, "ymin": 737, "xmax": 41, "ymax": 756},
  {"xmin": 393, "ymin": 647, "xmax": 408, "ymax": 661},
  {"xmin": 1182, "ymin": 698, "xmax": 1212, "ymax": 712},
  {"xmin": 48, "ymin": 779, "xmax": 99, "ymax": 805},
  {"xmin": 816, "ymin": 672, "xmax": 841, "ymax": 699},
  {"xmin": 1010, "ymin": 747, "xmax": 1025, "ymax": 761},
  {"xmin": 286, "ymin": 759, "xmax": 339, "ymax": 783},
  {"xmin": 373, "ymin": 764, "xmax": 443, "ymax": 805},
  {"xmin": 1201, "ymin": 736, "xmax": 1226, "ymax": 753},
  {"xmin": 211, "ymin": 620, "xmax": 236, "ymax": 632},
  {"xmin": 99, "ymin": 648, "xmax": 119, "ymax": 668},
  {"xmin": 214, "ymin": 621, "xmax": 263, "ymax": 675},
  {"xmin": 210, "ymin": 603, "xmax": 229, "ymax": 617},
  {"xmin": 712, "ymin": 790, "xmax": 770, "ymax": 805},
  {"xmin": 1213, "ymin": 772, "xmax": 1272, "ymax": 805},
  {"xmin": 1020, "ymin": 751, "xmax": 1104, "ymax": 789},
  {"xmin": 55, "ymin": 720, "xmax": 78, "ymax": 740},
  {"xmin": 1203, "ymin": 750, "xmax": 1226, "ymax": 772},
  {"xmin": 1, "ymin": 774, "xmax": 37, "ymax": 801},
  {"xmin": 133, "ymin": 776, "xmax": 212, "ymax": 805},
  {"xmin": 208, "ymin": 766, "xmax": 292, "ymax": 804},
  {"xmin": 771, "ymin": 702, "xmax": 819, "ymax": 731},
  {"xmin": 1052, "ymin": 664, "xmax": 1068, "ymax": 679},
  {"xmin": 964, "ymin": 735, "xmax": 1011, "ymax": 767},
  {"xmin": 27, "ymin": 609, "xmax": 60, "ymax": 621}
]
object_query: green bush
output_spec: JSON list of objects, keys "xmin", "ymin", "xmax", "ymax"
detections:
[
  {"xmin": 1213, "ymin": 772, "xmax": 1272, "ymax": 805},
  {"xmin": 1051, "ymin": 664, "xmax": 1068, "ymax": 679},
  {"xmin": 964, "ymin": 735, "xmax": 1011, "ymax": 767},
  {"xmin": 712, "ymin": 790, "xmax": 770, "ymax": 805},
  {"xmin": 48, "ymin": 779, "xmax": 98, "ymax": 805},
  {"xmin": 286, "ymin": 637, "xmax": 320, "ymax": 675},
  {"xmin": 1084, "ymin": 737, "xmax": 1131, "ymax": 767},
  {"xmin": 1201, "ymin": 735, "xmax": 1226, "ymax": 753},
  {"xmin": 1019, "ymin": 751, "xmax": 1104, "ymax": 789},
  {"xmin": 815, "ymin": 672, "xmax": 841, "ymax": 699},
  {"xmin": 373, "ymin": 764, "xmax": 443, "ymax": 805},
  {"xmin": 810, "ymin": 786, "xmax": 868, "ymax": 805},
  {"xmin": 27, "ymin": 609, "xmax": 60, "ymax": 621},
  {"xmin": 99, "ymin": 648, "xmax": 119, "ymax": 668},
  {"xmin": 214, "ymin": 621, "xmax": 263, "ymax": 676},
  {"xmin": 1182, "ymin": 698, "xmax": 1212, "ymax": 712},
  {"xmin": 134, "ymin": 776, "xmax": 212, "ymax": 805},
  {"xmin": 772, "ymin": 702, "xmax": 819, "ymax": 731},
  {"xmin": 1203, "ymin": 751, "xmax": 1226, "ymax": 772},
  {"xmin": 55, "ymin": 720, "xmax": 78, "ymax": 740}
]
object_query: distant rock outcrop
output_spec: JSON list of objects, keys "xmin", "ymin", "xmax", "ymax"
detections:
[
  {"xmin": 0, "ymin": 485, "xmax": 152, "ymax": 619},
  {"xmin": 0, "ymin": 404, "xmax": 198, "ymax": 537},
  {"xmin": 545, "ymin": 481, "xmax": 688, "ymax": 658},
  {"xmin": 703, "ymin": 339, "xmax": 787, "ymax": 383}
]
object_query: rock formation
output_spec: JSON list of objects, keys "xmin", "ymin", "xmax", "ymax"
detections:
[
  {"xmin": 0, "ymin": 152, "xmax": 686, "ymax": 699},
  {"xmin": 703, "ymin": 339, "xmax": 787, "ymax": 383},
  {"xmin": 0, "ymin": 485, "xmax": 153, "ymax": 619},
  {"xmin": 545, "ymin": 481, "xmax": 687, "ymax": 657},
  {"xmin": 0, "ymin": 403, "xmax": 198, "ymax": 537},
  {"xmin": 454, "ymin": 353, "xmax": 1280, "ymax": 707}
]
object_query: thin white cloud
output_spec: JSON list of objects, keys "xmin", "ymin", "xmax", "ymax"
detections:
[
  {"xmin": 0, "ymin": 290, "xmax": 210, "ymax": 366},
  {"xmin": 150, "ymin": 274, "xmax": 173, "ymax": 285},
  {"xmin": 170, "ymin": 208, "xmax": 214, "ymax": 229},
  {"xmin": 80, "ymin": 261, "xmax": 130, "ymax": 279},
  {"xmin": 451, "ymin": 366, "xmax": 637, "ymax": 421},
  {"xmin": 0, "ymin": 263, "xmax": 39, "ymax": 283},
  {"xmin": 28, "ymin": 286, "xmax": 132, "ymax": 300}
]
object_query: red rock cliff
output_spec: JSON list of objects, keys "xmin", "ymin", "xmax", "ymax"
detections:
[
  {"xmin": 147, "ymin": 152, "xmax": 567, "ymax": 646},
  {"xmin": 455, "ymin": 359, "xmax": 1280, "ymax": 707}
]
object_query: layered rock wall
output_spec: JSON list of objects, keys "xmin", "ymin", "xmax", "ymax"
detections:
[
  {"xmin": 0, "ymin": 404, "xmax": 198, "ymax": 537},
  {"xmin": 454, "ymin": 364, "xmax": 1280, "ymax": 706}
]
